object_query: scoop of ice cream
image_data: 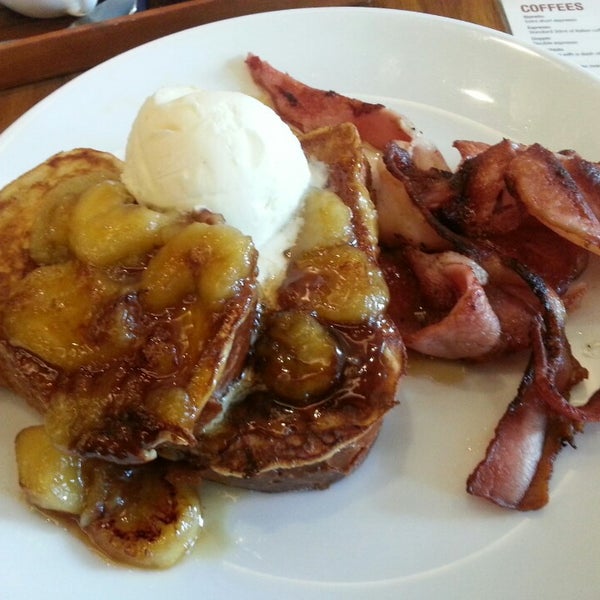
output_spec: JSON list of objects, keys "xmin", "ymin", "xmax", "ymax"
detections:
[{"xmin": 122, "ymin": 87, "xmax": 311, "ymax": 249}]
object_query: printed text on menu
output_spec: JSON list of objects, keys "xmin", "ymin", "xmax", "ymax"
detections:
[{"xmin": 500, "ymin": 1, "xmax": 600, "ymax": 77}]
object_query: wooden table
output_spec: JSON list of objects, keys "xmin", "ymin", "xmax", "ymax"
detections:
[{"xmin": 0, "ymin": 0, "xmax": 508, "ymax": 134}]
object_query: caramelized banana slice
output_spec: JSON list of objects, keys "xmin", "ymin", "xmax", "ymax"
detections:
[
  {"xmin": 29, "ymin": 173, "xmax": 108, "ymax": 265},
  {"xmin": 15, "ymin": 425, "xmax": 84, "ymax": 514},
  {"xmin": 0, "ymin": 149, "xmax": 123, "ymax": 300},
  {"xmin": 141, "ymin": 222, "xmax": 255, "ymax": 312},
  {"xmin": 282, "ymin": 127, "xmax": 389, "ymax": 325},
  {"xmin": 300, "ymin": 122, "xmax": 379, "ymax": 257},
  {"xmin": 291, "ymin": 189, "xmax": 353, "ymax": 256},
  {"xmin": 255, "ymin": 310, "xmax": 342, "ymax": 404},
  {"xmin": 69, "ymin": 180, "xmax": 175, "ymax": 267},
  {"xmin": 282, "ymin": 244, "xmax": 389, "ymax": 324},
  {"xmin": 3, "ymin": 262, "xmax": 137, "ymax": 371},
  {"xmin": 81, "ymin": 460, "xmax": 202, "ymax": 569},
  {"xmin": 16, "ymin": 425, "xmax": 202, "ymax": 569}
]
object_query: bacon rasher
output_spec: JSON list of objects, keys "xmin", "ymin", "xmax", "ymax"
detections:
[
  {"xmin": 246, "ymin": 53, "xmax": 414, "ymax": 150},
  {"xmin": 466, "ymin": 263, "xmax": 600, "ymax": 510},
  {"xmin": 400, "ymin": 248, "xmax": 502, "ymax": 359},
  {"xmin": 451, "ymin": 140, "xmax": 600, "ymax": 257},
  {"xmin": 384, "ymin": 144, "xmax": 538, "ymax": 358},
  {"xmin": 506, "ymin": 144, "xmax": 600, "ymax": 254},
  {"xmin": 245, "ymin": 54, "xmax": 448, "ymax": 170},
  {"xmin": 384, "ymin": 142, "xmax": 600, "ymax": 509}
]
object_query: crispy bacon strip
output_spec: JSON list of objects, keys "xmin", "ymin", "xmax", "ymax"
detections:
[
  {"xmin": 489, "ymin": 217, "xmax": 589, "ymax": 296},
  {"xmin": 453, "ymin": 140, "xmax": 491, "ymax": 161},
  {"xmin": 246, "ymin": 53, "xmax": 448, "ymax": 173},
  {"xmin": 246, "ymin": 54, "xmax": 414, "ymax": 150},
  {"xmin": 451, "ymin": 141, "xmax": 600, "ymax": 257},
  {"xmin": 506, "ymin": 143, "xmax": 600, "ymax": 255},
  {"xmin": 402, "ymin": 249, "xmax": 501, "ymax": 359},
  {"xmin": 383, "ymin": 143, "xmax": 538, "ymax": 358},
  {"xmin": 373, "ymin": 148, "xmax": 453, "ymax": 251},
  {"xmin": 450, "ymin": 139, "xmax": 524, "ymax": 237},
  {"xmin": 439, "ymin": 141, "xmax": 591, "ymax": 290},
  {"xmin": 558, "ymin": 151, "xmax": 600, "ymax": 220},
  {"xmin": 385, "ymin": 143, "xmax": 589, "ymax": 301},
  {"xmin": 385, "ymin": 140, "xmax": 600, "ymax": 508},
  {"xmin": 467, "ymin": 266, "xmax": 600, "ymax": 510}
]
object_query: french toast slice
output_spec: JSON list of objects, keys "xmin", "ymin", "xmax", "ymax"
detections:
[
  {"xmin": 189, "ymin": 123, "xmax": 406, "ymax": 491},
  {"xmin": 0, "ymin": 148, "xmax": 259, "ymax": 463}
]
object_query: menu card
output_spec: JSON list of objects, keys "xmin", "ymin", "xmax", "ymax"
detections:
[{"xmin": 499, "ymin": 0, "xmax": 600, "ymax": 77}]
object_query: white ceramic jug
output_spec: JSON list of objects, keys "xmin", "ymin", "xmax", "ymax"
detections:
[{"xmin": 0, "ymin": 0, "xmax": 98, "ymax": 18}]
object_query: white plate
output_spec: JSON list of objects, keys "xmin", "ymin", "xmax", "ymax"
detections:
[{"xmin": 2, "ymin": 7, "xmax": 600, "ymax": 600}]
